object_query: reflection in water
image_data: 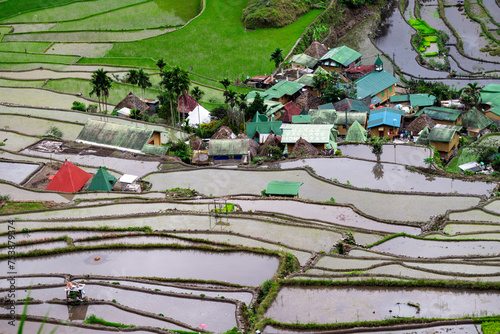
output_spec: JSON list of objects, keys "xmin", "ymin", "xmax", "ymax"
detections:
[
  {"xmin": 68, "ymin": 304, "xmax": 88, "ymax": 321},
  {"xmin": 372, "ymin": 162, "xmax": 384, "ymax": 180},
  {"xmin": 425, "ymin": 174, "xmax": 436, "ymax": 182}
]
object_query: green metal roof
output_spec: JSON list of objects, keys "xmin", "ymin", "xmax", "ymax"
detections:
[
  {"xmin": 333, "ymin": 98, "xmax": 369, "ymax": 112},
  {"xmin": 355, "ymin": 69, "xmax": 398, "ymax": 99},
  {"xmin": 390, "ymin": 95, "xmax": 410, "ymax": 102},
  {"xmin": 374, "ymin": 55, "xmax": 383, "ymax": 66},
  {"xmin": 345, "ymin": 120, "xmax": 367, "ymax": 142},
  {"xmin": 251, "ymin": 112, "xmax": 268, "ymax": 123},
  {"xmin": 318, "ymin": 102, "xmax": 335, "ymax": 110},
  {"xmin": 309, "ymin": 109, "xmax": 337, "ymax": 124},
  {"xmin": 410, "ymin": 94, "xmax": 436, "ymax": 107},
  {"xmin": 281, "ymin": 124, "xmax": 334, "ymax": 144},
  {"xmin": 290, "ymin": 54, "xmax": 318, "ymax": 68},
  {"xmin": 141, "ymin": 144, "xmax": 169, "ymax": 156},
  {"xmin": 245, "ymin": 91, "xmax": 272, "ymax": 100},
  {"xmin": 246, "ymin": 117, "xmax": 283, "ymax": 139},
  {"xmin": 416, "ymin": 107, "xmax": 462, "ymax": 122},
  {"xmin": 264, "ymin": 80, "xmax": 304, "ymax": 100},
  {"xmin": 480, "ymin": 84, "xmax": 500, "ymax": 104},
  {"xmin": 335, "ymin": 112, "xmax": 367, "ymax": 125},
  {"xmin": 314, "ymin": 66, "xmax": 328, "ymax": 75},
  {"xmin": 292, "ymin": 115, "xmax": 311, "ymax": 123},
  {"xmin": 87, "ymin": 166, "xmax": 117, "ymax": 192},
  {"xmin": 265, "ymin": 101, "xmax": 284, "ymax": 117},
  {"xmin": 428, "ymin": 127, "xmax": 459, "ymax": 143},
  {"xmin": 462, "ymin": 107, "xmax": 493, "ymax": 130},
  {"xmin": 416, "ymin": 126, "xmax": 430, "ymax": 145},
  {"xmin": 295, "ymin": 74, "xmax": 315, "ymax": 87},
  {"xmin": 209, "ymin": 139, "xmax": 249, "ymax": 156},
  {"xmin": 320, "ymin": 46, "xmax": 362, "ymax": 67},
  {"xmin": 76, "ymin": 119, "xmax": 154, "ymax": 152},
  {"xmin": 266, "ymin": 181, "xmax": 303, "ymax": 196}
]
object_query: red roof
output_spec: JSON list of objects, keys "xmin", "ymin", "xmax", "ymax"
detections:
[
  {"xmin": 345, "ymin": 65, "xmax": 376, "ymax": 76},
  {"xmin": 177, "ymin": 93, "xmax": 199, "ymax": 114},
  {"xmin": 45, "ymin": 160, "xmax": 92, "ymax": 193},
  {"xmin": 279, "ymin": 101, "xmax": 302, "ymax": 123}
]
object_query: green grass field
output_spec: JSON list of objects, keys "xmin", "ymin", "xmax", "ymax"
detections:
[
  {"xmin": 0, "ymin": 41, "xmax": 50, "ymax": 52},
  {"xmin": 0, "ymin": 50, "xmax": 79, "ymax": 63},
  {"xmin": 0, "ymin": 78, "xmax": 45, "ymax": 87}
]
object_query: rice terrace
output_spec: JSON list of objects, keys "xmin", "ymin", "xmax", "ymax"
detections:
[{"xmin": 1, "ymin": 0, "xmax": 500, "ymax": 333}]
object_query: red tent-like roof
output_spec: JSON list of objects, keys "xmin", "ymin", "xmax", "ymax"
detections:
[
  {"xmin": 279, "ymin": 101, "xmax": 302, "ymax": 123},
  {"xmin": 177, "ymin": 93, "xmax": 199, "ymax": 114},
  {"xmin": 45, "ymin": 160, "xmax": 92, "ymax": 193}
]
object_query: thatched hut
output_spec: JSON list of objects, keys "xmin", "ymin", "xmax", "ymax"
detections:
[
  {"xmin": 291, "ymin": 137, "xmax": 318, "ymax": 156},
  {"xmin": 294, "ymin": 90, "xmax": 322, "ymax": 111},
  {"xmin": 237, "ymin": 133, "xmax": 259, "ymax": 160},
  {"xmin": 304, "ymin": 41, "xmax": 328, "ymax": 60},
  {"xmin": 259, "ymin": 134, "xmax": 282, "ymax": 157},
  {"xmin": 190, "ymin": 136, "xmax": 205, "ymax": 150},
  {"xmin": 406, "ymin": 114, "xmax": 436, "ymax": 134},
  {"xmin": 115, "ymin": 92, "xmax": 150, "ymax": 113},
  {"xmin": 211, "ymin": 126, "xmax": 234, "ymax": 139}
]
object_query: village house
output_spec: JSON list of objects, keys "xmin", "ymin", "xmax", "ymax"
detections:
[
  {"xmin": 266, "ymin": 80, "xmax": 304, "ymax": 104},
  {"xmin": 208, "ymin": 138, "xmax": 251, "ymax": 164},
  {"xmin": 318, "ymin": 46, "xmax": 362, "ymax": 73},
  {"xmin": 294, "ymin": 74, "xmax": 319, "ymax": 96},
  {"xmin": 308, "ymin": 109, "xmax": 337, "ymax": 124},
  {"xmin": 303, "ymin": 41, "xmax": 329, "ymax": 60},
  {"xmin": 265, "ymin": 181, "xmax": 303, "ymax": 198},
  {"xmin": 345, "ymin": 120, "xmax": 368, "ymax": 142},
  {"xmin": 355, "ymin": 60, "xmax": 398, "ymax": 105},
  {"xmin": 289, "ymin": 53, "xmax": 319, "ymax": 71},
  {"xmin": 335, "ymin": 112, "xmax": 367, "ymax": 136},
  {"xmin": 281, "ymin": 123, "xmax": 336, "ymax": 152},
  {"xmin": 276, "ymin": 101, "xmax": 303, "ymax": 122},
  {"xmin": 389, "ymin": 94, "xmax": 436, "ymax": 111},
  {"xmin": 427, "ymin": 125, "xmax": 461, "ymax": 159},
  {"xmin": 246, "ymin": 112, "xmax": 283, "ymax": 143},
  {"xmin": 334, "ymin": 98, "xmax": 370, "ymax": 113},
  {"xmin": 479, "ymin": 84, "xmax": 500, "ymax": 121},
  {"xmin": 366, "ymin": 109, "xmax": 402, "ymax": 139},
  {"xmin": 460, "ymin": 107, "xmax": 492, "ymax": 137},
  {"xmin": 415, "ymin": 106, "xmax": 463, "ymax": 126}
]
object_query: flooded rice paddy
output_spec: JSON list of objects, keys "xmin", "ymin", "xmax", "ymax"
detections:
[
  {"xmin": 266, "ymin": 286, "xmax": 500, "ymax": 324},
  {"xmin": 262, "ymin": 324, "xmax": 482, "ymax": 334},
  {"xmin": 0, "ymin": 161, "xmax": 39, "ymax": 184},
  {"xmin": 2, "ymin": 249, "xmax": 279, "ymax": 286},
  {"xmin": 338, "ymin": 144, "xmax": 432, "ymax": 167},
  {"xmin": 262, "ymin": 158, "xmax": 494, "ymax": 195}
]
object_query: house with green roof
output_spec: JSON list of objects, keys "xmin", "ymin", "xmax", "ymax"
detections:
[
  {"xmin": 292, "ymin": 115, "xmax": 311, "ymax": 124},
  {"xmin": 345, "ymin": 120, "xmax": 367, "ymax": 142},
  {"xmin": 289, "ymin": 54, "xmax": 319, "ymax": 70},
  {"xmin": 480, "ymin": 84, "xmax": 500, "ymax": 121},
  {"xmin": 87, "ymin": 166, "xmax": 117, "ymax": 192},
  {"xmin": 246, "ymin": 112, "xmax": 283, "ymax": 143},
  {"xmin": 366, "ymin": 110, "xmax": 402, "ymax": 139},
  {"xmin": 263, "ymin": 80, "xmax": 304, "ymax": 105},
  {"xmin": 415, "ymin": 106, "xmax": 463, "ymax": 126},
  {"xmin": 319, "ymin": 46, "xmax": 362, "ymax": 73},
  {"xmin": 334, "ymin": 98, "xmax": 369, "ymax": 113},
  {"xmin": 266, "ymin": 181, "xmax": 303, "ymax": 198},
  {"xmin": 461, "ymin": 107, "xmax": 493, "ymax": 137},
  {"xmin": 335, "ymin": 112, "xmax": 367, "ymax": 135},
  {"xmin": 209, "ymin": 139, "xmax": 250, "ymax": 164},
  {"xmin": 76, "ymin": 119, "xmax": 166, "ymax": 155},
  {"xmin": 294, "ymin": 74, "xmax": 319, "ymax": 96},
  {"xmin": 309, "ymin": 109, "xmax": 336, "ymax": 124},
  {"xmin": 355, "ymin": 67, "xmax": 398, "ymax": 104},
  {"xmin": 428, "ymin": 125, "xmax": 460, "ymax": 159},
  {"xmin": 389, "ymin": 94, "xmax": 436, "ymax": 108},
  {"xmin": 416, "ymin": 126, "xmax": 430, "ymax": 145},
  {"xmin": 281, "ymin": 124, "xmax": 336, "ymax": 152}
]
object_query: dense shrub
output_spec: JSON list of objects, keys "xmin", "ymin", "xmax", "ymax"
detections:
[{"xmin": 71, "ymin": 101, "xmax": 86, "ymax": 111}]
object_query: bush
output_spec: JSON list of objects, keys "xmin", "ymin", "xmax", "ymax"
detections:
[
  {"xmin": 46, "ymin": 126, "xmax": 63, "ymax": 139},
  {"xmin": 334, "ymin": 149, "xmax": 342, "ymax": 156},
  {"xmin": 168, "ymin": 140, "xmax": 192, "ymax": 163},
  {"xmin": 71, "ymin": 101, "xmax": 86, "ymax": 111},
  {"xmin": 110, "ymin": 110, "xmax": 119, "ymax": 116},
  {"xmin": 87, "ymin": 104, "xmax": 98, "ymax": 113}
]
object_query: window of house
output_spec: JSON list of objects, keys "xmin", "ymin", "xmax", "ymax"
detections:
[
  {"xmin": 381, "ymin": 91, "xmax": 385, "ymax": 97},
  {"xmin": 389, "ymin": 86, "xmax": 393, "ymax": 93}
]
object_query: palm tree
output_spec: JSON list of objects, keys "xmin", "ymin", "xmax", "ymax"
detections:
[
  {"xmin": 90, "ymin": 68, "xmax": 113, "ymax": 113},
  {"xmin": 191, "ymin": 86, "xmax": 204, "ymax": 102},
  {"xmin": 156, "ymin": 58, "xmax": 166, "ymax": 72},
  {"xmin": 136, "ymin": 68, "xmax": 152, "ymax": 99},
  {"xmin": 160, "ymin": 66, "xmax": 190, "ymax": 127},
  {"xmin": 461, "ymin": 82, "xmax": 482, "ymax": 110},
  {"xmin": 219, "ymin": 78, "xmax": 231, "ymax": 91},
  {"xmin": 270, "ymin": 47, "xmax": 283, "ymax": 69},
  {"xmin": 127, "ymin": 69, "xmax": 139, "ymax": 85}
]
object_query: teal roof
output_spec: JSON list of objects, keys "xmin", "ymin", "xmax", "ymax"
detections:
[
  {"xmin": 390, "ymin": 95, "xmax": 410, "ymax": 102},
  {"xmin": 309, "ymin": 109, "xmax": 336, "ymax": 124},
  {"xmin": 318, "ymin": 102, "xmax": 335, "ymax": 110},
  {"xmin": 290, "ymin": 54, "xmax": 318, "ymax": 68},
  {"xmin": 367, "ymin": 111, "xmax": 401, "ymax": 128},
  {"xmin": 245, "ymin": 91, "xmax": 272, "ymax": 100},
  {"xmin": 355, "ymin": 69, "xmax": 398, "ymax": 99},
  {"xmin": 371, "ymin": 96, "xmax": 382, "ymax": 105},
  {"xmin": 410, "ymin": 94, "xmax": 436, "ymax": 107},
  {"xmin": 141, "ymin": 144, "xmax": 169, "ymax": 156},
  {"xmin": 266, "ymin": 181, "xmax": 303, "ymax": 196},
  {"xmin": 374, "ymin": 55, "xmax": 383, "ymax": 66},
  {"xmin": 251, "ymin": 112, "xmax": 268, "ymax": 123},
  {"xmin": 209, "ymin": 139, "xmax": 249, "ymax": 156},
  {"xmin": 246, "ymin": 117, "xmax": 283, "ymax": 140},
  {"xmin": 87, "ymin": 167, "xmax": 117, "ymax": 192},
  {"xmin": 264, "ymin": 80, "xmax": 304, "ymax": 100},
  {"xmin": 480, "ymin": 84, "xmax": 500, "ymax": 104},
  {"xmin": 428, "ymin": 126, "xmax": 459, "ymax": 143},
  {"xmin": 416, "ymin": 107, "xmax": 462, "ymax": 122},
  {"xmin": 262, "ymin": 100, "xmax": 284, "ymax": 116},
  {"xmin": 292, "ymin": 115, "xmax": 311, "ymax": 123},
  {"xmin": 333, "ymin": 98, "xmax": 369, "ymax": 112},
  {"xmin": 295, "ymin": 74, "xmax": 315, "ymax": 87},
  {"xmin": 461, "ymin": 108, "xmax": 492, "ymax": 130},
  {"xmin": 335, "ymin": 112, "xmax": 367, "ymax": 125},
  {"xmin": 370, "ymin": 107, "xmax": 405, "ymax": 116},
  {"xmin": 281, "ymin": 124, "xmax": 334, "ymax": 144},
  {"xmin": 345, "ymin": 120, "xmax": 367, "ymax": 142},
  {"xmin": 320, "ymin": 46, "xmax": 362, "ymax": 67}
]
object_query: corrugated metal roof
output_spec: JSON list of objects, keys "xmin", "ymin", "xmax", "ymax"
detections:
[
  {"xmin": 428, "ymin": 127, "xmax": 458, "ymax": 143},
  {"xmin": 390, "ymin": 95, "xmax": 410, "ymax": 102},
  {"xmin": 480, "ymin": 84, "xmax": 500, "ymax": 104},
  {"xmin": 209, "ymin": 139, "xmax": 249, "ymax": 156},
  {"xmin": 462, "ymin": 108, "xmax": 493, "ymax": 131},
  {"xmin": 335, "ymin": 112, "xmax": 367, "ymax": 125},
  {"xmin": 355, "ymin": 69, "xmax": 398, "ymax": 99},
  {"xmin": 318, "ymin": 102, "xmax": 335, "ymax": 110},
  {"xmin": 295, "ymin": 74, "xmax": 315, "ymax": 87},
  {"xmin": 281, "ymin": 124, "xmax": 334, "ymax": 143},
  {"xmin": 279, "ymin": 101, "xmax": 302, "ymax": 123},
  {"xmin": 333, "ymin": 98, "xmax": 369, "ymax": 112},
  {"xmin": 141, "ymin": 144, "xmax": 169, "ymax": 156},
  {"xmin": 410, "ymin": 94, "xmax": 436, "ymax": 107},
  {"xmin": 246, "ymin": 117, "xmax": 283, "ymax": 139},
  {"xmin": 77, "ymin": 119, "xmax": 154, "ymax": 152},
  {"xmin": 367, "ymin": 111, "xmax": 401, "ymax": 128},
  {"xmin": 345, "ymin": 120, "xmax": 367, "ymax": 142},
  {"xmin": 309, "ymin": 109, "xmax": 337, "ymax": 124},
  {"xmin": 292, "ymin": 115, "xmax": 311, "ymax": 123},
  {"xmin": 371, "ymin": 96, "xmax": 383, "ymax": 105},
  {"xmin": 290, "ymin": 54, "xmax": 318, "ymax": 68},
  {"xmin": 266, "ymin": 181, "xmax": 303, "ymax": 196},
  {"xmin": 370, "ymin": 107, "xmax": 405, "ymax": 116},
  {"xmin": 416, "ymin": 107, "xmax": 462, "ymax": 122},
  {"xmin": 320, "ymin": 46, "xmax": 362, "ymax": 67},
  {"xmin": 251, "ymin": 112, "xmax": 268, "ymax": 123},
  {"xmin": 264, "ymin": 80, "xmax": 304, "ymax": 99}
]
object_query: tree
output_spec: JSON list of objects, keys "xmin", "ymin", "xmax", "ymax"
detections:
[
  {"xmin": 160, "ymin": 66, "xmax": 191, "ymax": 127},
  {"xmin": 127, "ymin": 69, "xmax": 139, "ymax": 85},
  {"xmin": 191, "ymin": 86, "xmax": 204, "ymax": 102},
  {"xmin": 270, "ymin": 48, "xmax": 284, "ymax": 69},
  {"xmin": 312, "ymin": 73, "xmax": 332, "ymax": 96},
  {"xmin": 246, "ymin": 92, "xmax": 265, "ymax": 121},
  {"xmin": 130, "ymin": 108, "xmax": 142, "ymax": 120},
  {"xmin": 136, "ymin": 68, "xmax": 152, "ymax": 98},
  {"xmin": 156, "ymin": 58, "xmax": 166, "ymax": 72},
  {"xmin": 461, "ymin": 82, "xmax": 481, "ymax": 110},
  {"xmin": 90, "ymin": 68, "xmax": 113, "ymax": 113},
  {"xmin": 219, "ymin": 78, "xmax": 231, "ymax": 91}
]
